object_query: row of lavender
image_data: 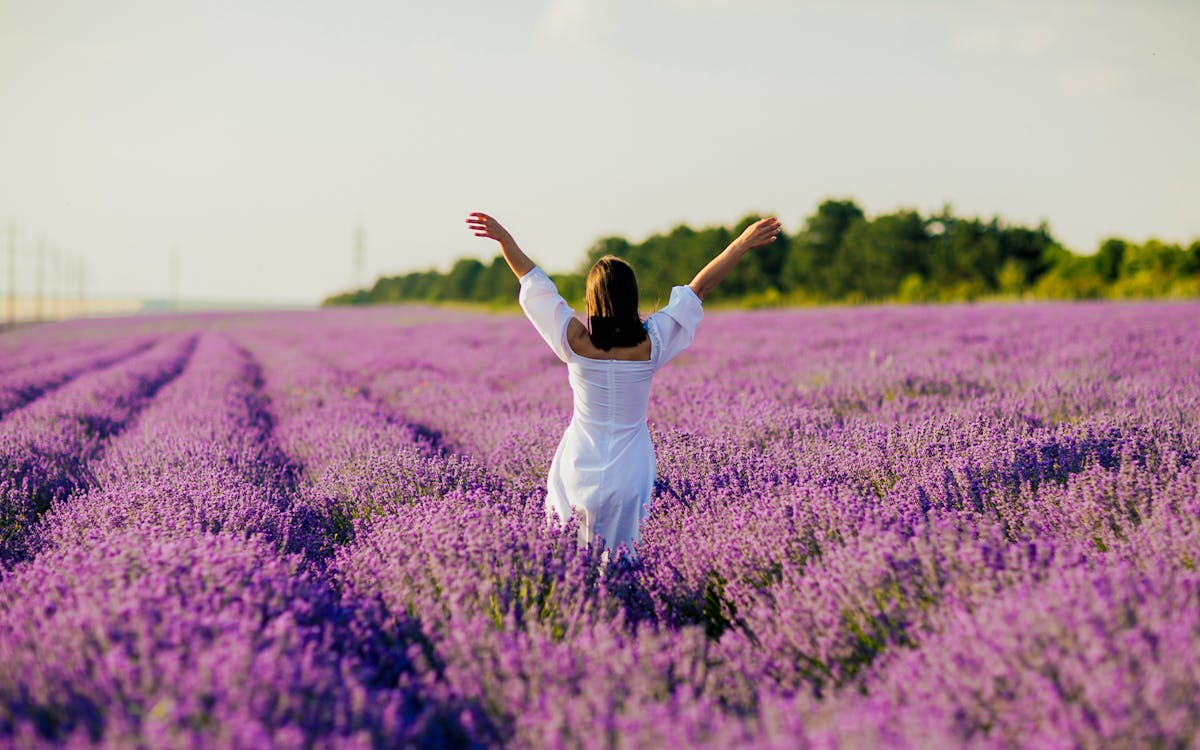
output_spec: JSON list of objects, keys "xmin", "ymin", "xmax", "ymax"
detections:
[{"xmin": 1, "ymin": 301, "xmax": 1198, "ymax": 748}]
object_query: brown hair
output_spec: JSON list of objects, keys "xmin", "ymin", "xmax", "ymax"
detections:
[{"xmin": 585, "ymin": 256, "xmax": 647, "ymax": 351}]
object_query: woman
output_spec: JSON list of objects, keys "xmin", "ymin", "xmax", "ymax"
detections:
[{"xmin": 467, "ymin": 211, "xmax": 782, "ymax": 553}]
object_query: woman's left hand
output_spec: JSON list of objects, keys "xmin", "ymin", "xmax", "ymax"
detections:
[
  {"xmin": 466, "ymin": 212, "xmax": 535, "ymax": 277},
  {"xmin": 466, "ymin": 212, "xmax": 515, "ymax": 246}
]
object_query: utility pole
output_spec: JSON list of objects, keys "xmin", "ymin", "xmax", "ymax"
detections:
[
  {"xmin": 170, "ymin": 247, "xmax": 179, "ymax": 312},
  {"xmin": 52, "ymin": 246, "xmax": 62, "ymax": 320},
  {"xmin": 354, "ymin": 221, "xmax": 365, "ymax": 289},
  {"xmin": 60, "ymin": 249, "xmax": 69, "ymax": 320},
  {"xmin": 64, "ymin": 256, "xmax": 75, "ymax": 319},
  {"xmin": 77, "ymin": 258, "xmax": 86, "ymax": 317},
  {"xmin": 35, "ymin": 236, "xmax": 45, "ymax": 322},
  {"xmin": 5, "ymin": 223, "xmax": 14, "ymax": 326}
]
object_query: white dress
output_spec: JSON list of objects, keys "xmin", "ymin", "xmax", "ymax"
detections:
[{"xmin": 518, "ymin": 266, "xmax": 704, "ymax": 551}]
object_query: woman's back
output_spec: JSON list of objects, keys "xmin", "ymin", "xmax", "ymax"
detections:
[{"xmin": 566, "ymin": 356, "xmax": 655, "ymax": 430}]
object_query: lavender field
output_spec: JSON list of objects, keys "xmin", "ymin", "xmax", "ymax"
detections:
[{"xmin": 1, "ymin": 301, "xmax": 1198, "ymax": 749}]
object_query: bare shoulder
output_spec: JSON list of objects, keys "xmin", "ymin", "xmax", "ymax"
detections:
[
  {"xmin": 567, "ymin": 319, "xmax": 587, "ymax": 345},
  {"xmin": 566, "ymin": 319, "xmax": 652, "ymax": 361},
  {"xmin": 566, "ymin": 319, "xmax": 591, "ymax": 356}
]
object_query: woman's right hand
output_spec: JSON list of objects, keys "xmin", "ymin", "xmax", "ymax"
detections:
[
  {"xmin": 734, "ymin": 217, "xmax": 783, "ymax": 250},
  {"xmin": 688, "ymin": 217, "xmax": 783, "ymax": 300}
]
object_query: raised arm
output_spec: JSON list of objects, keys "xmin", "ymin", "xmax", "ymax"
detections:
[
  {"xmin": 688, "ymin": 217, "xmax": 782, "ymax": 301},
  {"xmin": 466, "ymin": 212, "xmax": 535, "ymax": 278}
]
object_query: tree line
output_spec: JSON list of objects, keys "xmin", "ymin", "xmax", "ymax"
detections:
[{"xmin": 323, "ymin": 199, "xmax": 1200, "ymax": 308}]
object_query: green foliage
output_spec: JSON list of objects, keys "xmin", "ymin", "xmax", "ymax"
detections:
[
  {"xmin": 833, "ymin": 210, "xmax": 928, "ymax": 299},
  {"xmin": 782, "ymin": 199, "xmax": 864, "ymax": 295},
  {"xmin": 896, "ymin": 273, "xmax": 930, "ymax": 303},
  {"xmin": 321, "ymin": 199, "xmax": 1200, "ymax": 307},
  {"xmin": 440, "ymin": 258, "xmax": 484, "ymax": 300},
  {"xmin": 1032, "ymin": 249, "xmax": 1107, "ymax": 300},
  {"xmin": 664, "ymin": 569, "xmax": 747, "ymax": 642},
  {"xmin": 1109, "ymin": 239, "xmax": 1199, "ymax": 299},
  {"xmin": 996, "ymin": 259, "xmax": 1026, "ymax": 296},
  {"xmin": 1095, "ymin": 238, "xmax": 1127, "ymax": 282}
]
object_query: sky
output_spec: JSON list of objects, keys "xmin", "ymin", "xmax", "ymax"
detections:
[{"xmin": 1, "ymin": 0, "xmax": 1198, "ymax": 305}]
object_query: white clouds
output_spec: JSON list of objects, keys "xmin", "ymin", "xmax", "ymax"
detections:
[
  {"xmin": 948, "ymin": 14, "xmax": 1129, "ymax": 98},
  {"xmin": 1013, "ymin": 26, "xmax": 1056, "ymax": 56},
  {"xmin": 951, "ymin": 24, "xmax": 1057, "ymax": 57},
  {"xmin": 951, "ymin": 27, "xmax": 1003, "ymax": 54},
  {"xmin": 1057, "ymin": 63, "xmax": 1125, "ymax": 97},
  {"xmin": 946, "ymin": 10, "xmax": 1131, "ymax": 99},
  {"xmin": 538, "ymin": 0, "xmax": 595, "ymax": 45}
]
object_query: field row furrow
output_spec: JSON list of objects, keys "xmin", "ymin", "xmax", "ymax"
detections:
[
  {"xmin": 35, "ymin": 333, "xmax": 311, "ymax": 557},
  {"xmin": 234, "ymin": 330, "xmax": 508, "ymax": 545},
  {"xmin": 0, "ymin": 325, "xmax": 130, "ymax": 376},
  {"xmin": 0, "ymin": 333, "xmax": 197, "ymax": 565},
  {"xmin": 226, "ymin": 312, "xmax": 567, "ymax": 481},
  {"xmin": 0, "ymin": 334, "xmax": 121, "ymax": 377},
  {"xmin": 0, "ymin": 335, "xmax": 159, "ymax": 420}
]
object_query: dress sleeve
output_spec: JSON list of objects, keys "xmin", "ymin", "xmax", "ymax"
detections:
[
  {"xmin": 518, "ymin": 266, "xmax": 575, "ymax": 363},
  {"xmin": 647, "ymin": 284, "xmax": 704, "ymax": 370}
]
